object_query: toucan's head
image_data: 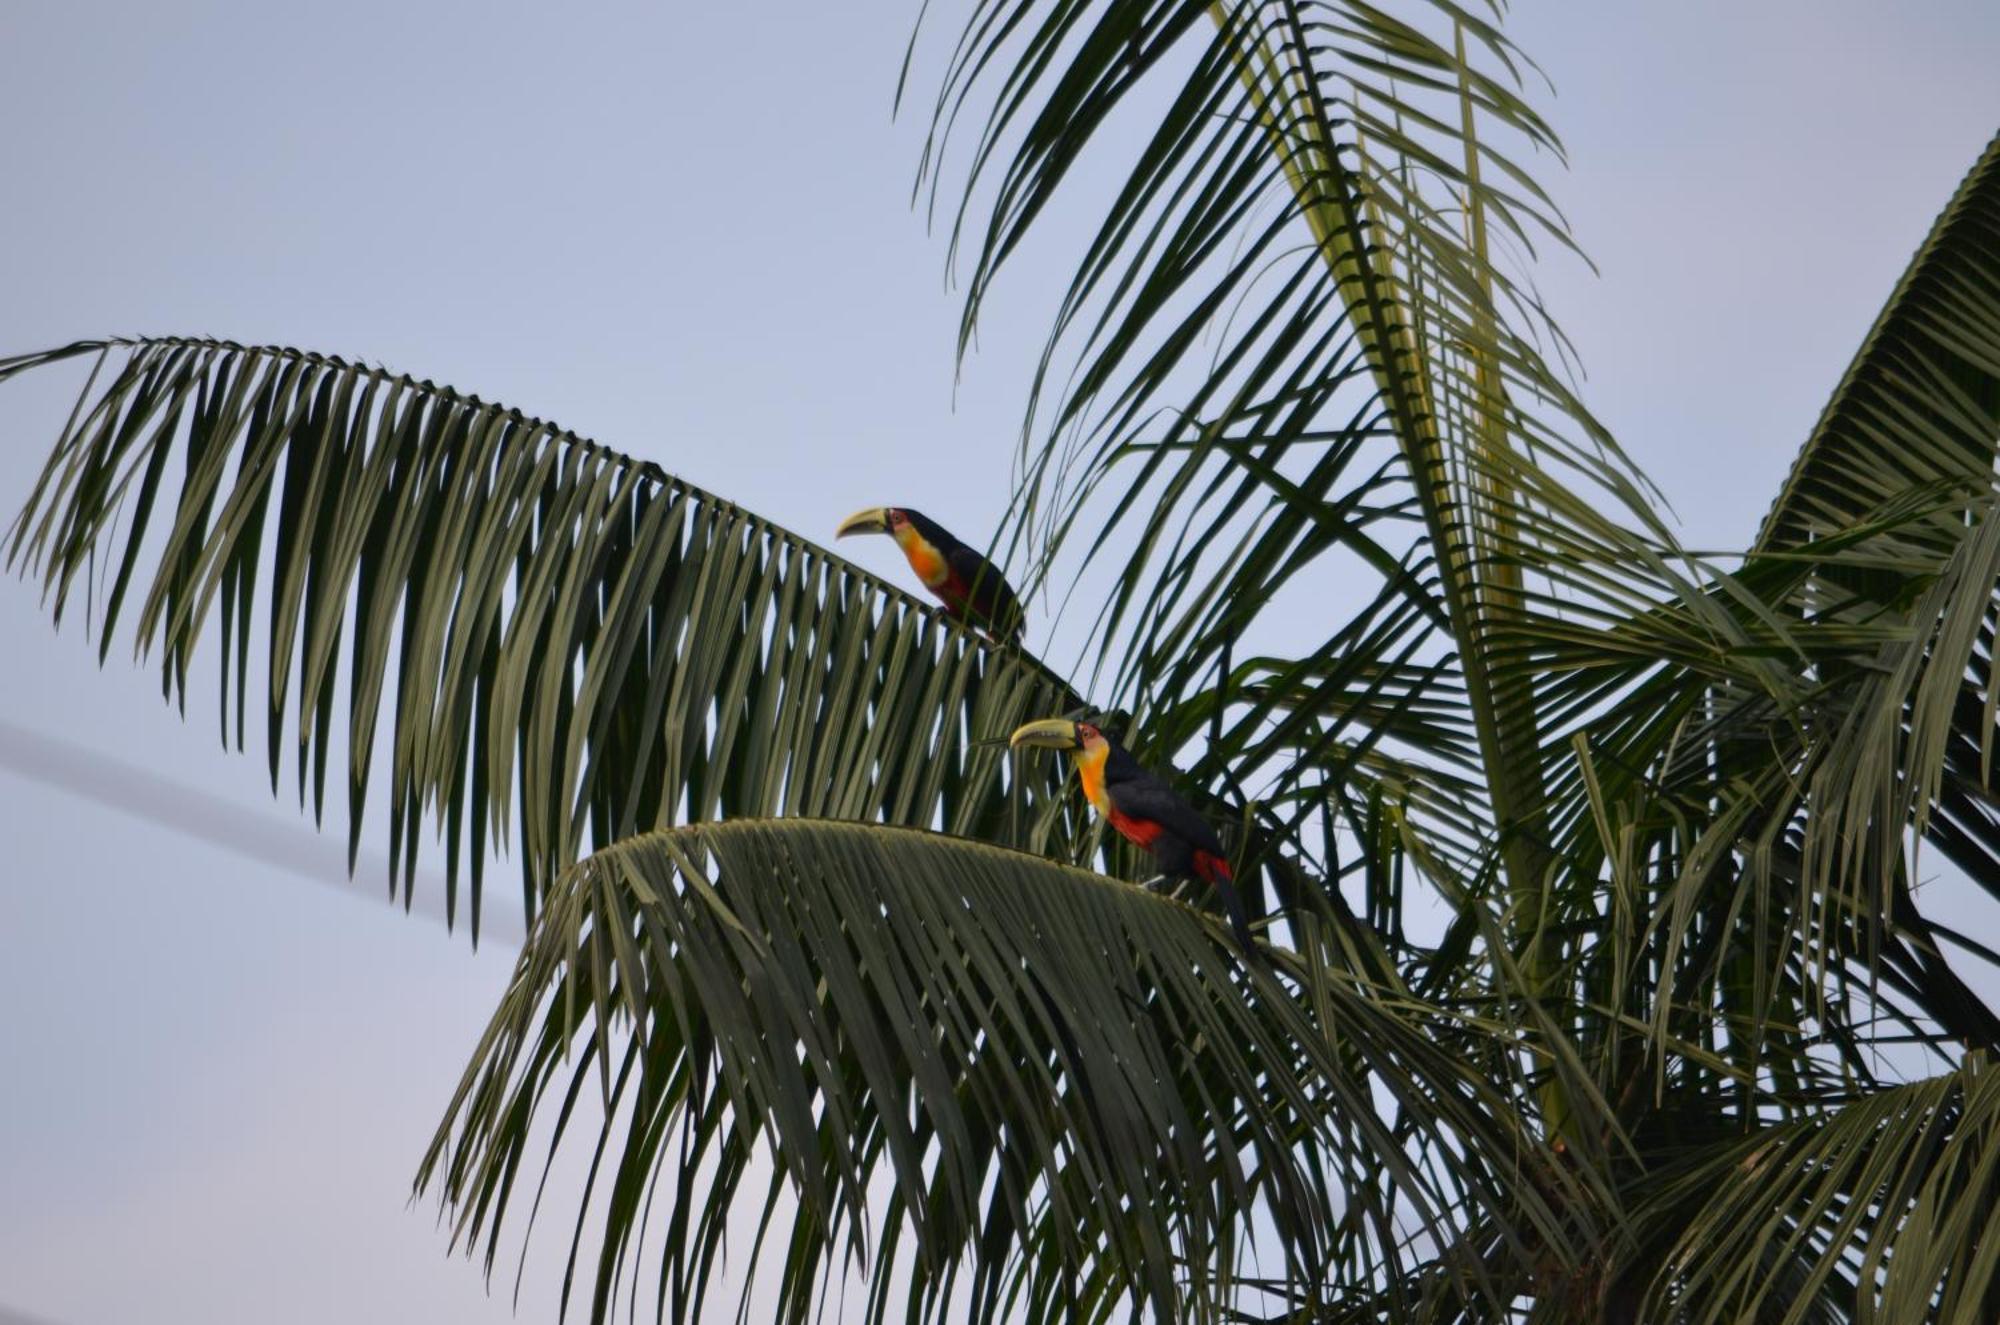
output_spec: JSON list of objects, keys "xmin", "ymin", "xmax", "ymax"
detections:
[
  {"xmin": 1011, "ymin": 717, "xmax": 1115, "ymax": 812},
  {"xmin": 1008, "ymin": 718, "xmax": 1111, "ymax": 759},
  {"xmin": 835, "ymin": 507, "xmax": 916, "ymax": 540}
]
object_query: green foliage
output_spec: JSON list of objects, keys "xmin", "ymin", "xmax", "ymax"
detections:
[
  {"xmin": 3, "ymin": 338, "xmax": 1088, "ymax": 934},
  {"xmin": 424, "ymin": 820, "xmax": 1586, "ymax": 1324},
  {"xmin": 1634, "ymin": 1060, "xmax": 2000, "ymax": 1325},
  {"xmin": 6, "ymin": 5, "xmax": 2000, "ymax": 1322}
]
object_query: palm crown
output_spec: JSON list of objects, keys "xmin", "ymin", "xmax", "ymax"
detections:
[{"xmin": 7, "ymin": 4, "xmax": 2000, "ymax": 1322}]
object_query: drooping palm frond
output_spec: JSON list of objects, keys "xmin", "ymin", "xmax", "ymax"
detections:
[
  {"xmin": 1751, "ymin": 128, "xmax": 2000, "ymax": 945},
  {"xmin": 1497, "ymin": 500, "xmax": 2000, "ymax": 1151},
  {"xmin": 1519, "ymin": 126, "xmax": 2000, "ymax": 1074},
  {"xmin": 912, "ymin": 0, "xmax": 1717, "ymax": 958},
  {"xmin": 1440, "ymin": 130, "xmax": 2000, "ymax": 1214},
  {"xmin": 420, "ymin": 817, "xmax": 1600, "ymax": 1325},
  {"xmin": 1, "ymin": 337, "xmax": 1087, "ymax": 937},
  {"xmin": 3, "ymin": 6, "xmax": 1993, "ymax": 1320},
  {"xmin": 1630, "ymin": 1059, "xmax": 2000, "ymax": 1325}
]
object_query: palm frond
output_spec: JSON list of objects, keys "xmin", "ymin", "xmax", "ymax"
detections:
[
  {"xmin": 421, "ymin": 817, "xmax": 1598, "ymax": 1324},
  {"xmin": 1635, "ymin": 1059, "xmax": 2000, "ymax": 1324},
  {"xmin": 1749, "ymin": 137, "xmax": 2000, "ymax": 886},
  {"xmin": 912, "ymin": 0, "xmax": 1713, "ymax": 964},
  {"xmin": 1751, "ymin": 132, "xmax": 2000, "ymax": 975},
  {"xmin": 1511, "ymin": 496, "xmax": 2000, "ymax": 1114},
  {"xmin": 2, "ymin": 337, "xmax": 1086, "ymax": 937},
  {"xmin": 1465, "ymin": 125, "xmax": 2000, "ymax": 1091},
  {"xmin": 1758, "ymin": 130, "xmax": 2000, "ymax": 552},
  {"xmin": 1671, "ymin": 126, "xmax": 2000, "ymax": 1060}
]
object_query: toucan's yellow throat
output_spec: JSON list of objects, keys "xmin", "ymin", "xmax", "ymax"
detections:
[
  {"xmin": 1072, "ymin": 742, "xmax": 1110, "ymax": 814},
  {"xmin": 894, "ymin": 525, "xmax": 948, "ymax": 588}
]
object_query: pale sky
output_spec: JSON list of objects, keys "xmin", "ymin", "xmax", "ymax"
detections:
[{"xmin": 3, "ymin": 4, "xmax": 1999, "ymax": 1322}]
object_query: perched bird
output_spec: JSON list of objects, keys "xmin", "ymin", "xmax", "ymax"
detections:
[
  {"xmin": 1009, "ymin": 717, "xmax": 1254, "ymax": 954},
  {"xmin": 836, "ymin": 506, "xmax": 1025, "ymax": 643}
]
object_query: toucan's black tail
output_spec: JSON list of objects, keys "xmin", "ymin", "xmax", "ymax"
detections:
[
  {"xmin": 1192, "ymin": 851, "xmax": 1259, "ymax": 962},
  {"xmin": 1219, "ymin": 880, "xmax": 1259, "ymax": 961}
]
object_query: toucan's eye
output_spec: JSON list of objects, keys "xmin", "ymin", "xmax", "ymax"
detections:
[{"xmin": 1078, "ymin": 724, "xmax": 1096, "ymax": 739}]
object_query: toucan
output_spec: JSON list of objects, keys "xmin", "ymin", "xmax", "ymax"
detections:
[
  {"xmin": 836, "ymin": 507, "xmax": 1025, "ymax": 643},
  {"xmin": 1010, "ymin": 717, "xmax": 1255, "ymax": 954}
]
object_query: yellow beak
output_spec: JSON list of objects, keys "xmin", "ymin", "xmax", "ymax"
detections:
[
  {"xmin": 1008, "ymin": 718, "xmax": 1082, "ymax": 752},
  {"xmin": 835, "ymin": 507, "xmax": 891, "ymax": 538}
]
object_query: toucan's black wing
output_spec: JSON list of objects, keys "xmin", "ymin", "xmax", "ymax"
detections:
[
  {"xmin": 945, "ymin": 543, "xmax": 1025, "ymax": 640},
  {"xmin": 1106, "ymin": 754, "xmax": 1255, "ymax": 955},
  {"xmin": 1105, "ymin": 771, "xmax": 1225, "ymax": 857}
]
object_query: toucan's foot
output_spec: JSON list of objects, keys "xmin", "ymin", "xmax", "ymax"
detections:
[{"xmin": 1143, "ymin": 875, "xmax": 1201, "ymax": 905}]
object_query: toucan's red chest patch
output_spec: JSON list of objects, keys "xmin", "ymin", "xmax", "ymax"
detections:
[{"xmin": 1107, "ymin": 807, "xmax": 1164, "ymax": 848}]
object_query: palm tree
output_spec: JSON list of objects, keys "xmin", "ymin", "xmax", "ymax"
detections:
[{"xmin": 7, "ymin": 4, "xmax": 1999, "ymax": 1321}]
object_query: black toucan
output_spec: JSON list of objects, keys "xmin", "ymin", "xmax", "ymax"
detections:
[
  {"xmin": 835, "ymin": 506, "xmax": 1024, "ymax": 643},
  {"xmin": 1010, "ymin": 717, "xmax": 1255, "ymax": 954}
]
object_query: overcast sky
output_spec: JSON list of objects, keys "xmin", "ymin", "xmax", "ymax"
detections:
[{"xmin": 3, "ymin": 4, "xmax": 1999, "ymax": 1322}]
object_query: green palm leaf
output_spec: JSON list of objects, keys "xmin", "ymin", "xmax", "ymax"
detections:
[
  {"xmin": 1520, "ymin": 126, "xmax": 2000, "ymax": 1066},
  {"xmin": 1758, "ymin": 131, "xmax": 2000, "ymax": 552},
  {"xmin": 421, "ymin": 817, "xmax": 1594, "ymax": 1324},
  {"xmin": 1634, "ymin": 1059, "xmax": 2000, "ymax": 1324},
  {"xmin": 2, "ymin": 337, "xmax": 1088, "ymax": 936},
  {"xmin": 3, "ymin": 9, "xmax": 1995, "ymax": 1322},
  {"xmin": 913, "ymin": 0, "xmax": 1718, "ymax": 956},
  {"xmin": 1751, "ymin": 129, "xmax": 2000, "ymax": 951}
]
